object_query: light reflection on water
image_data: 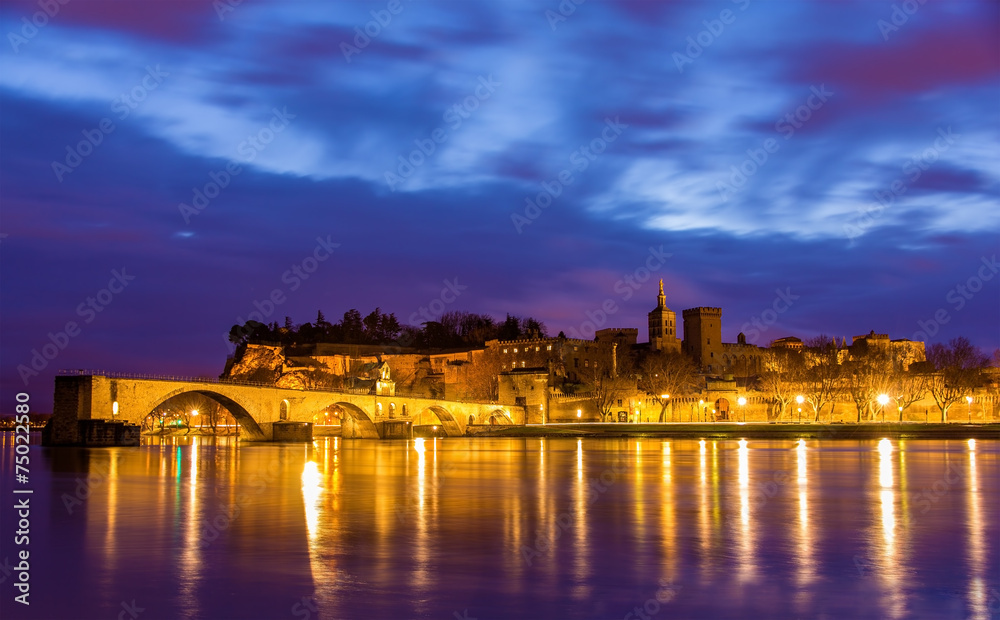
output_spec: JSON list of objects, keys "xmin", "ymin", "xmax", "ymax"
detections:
[{"xmin": 0, "ymin": 435, "xmax": 996, "ymax": 619}]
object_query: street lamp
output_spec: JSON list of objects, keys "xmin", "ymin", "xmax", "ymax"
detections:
[
  {"xmin": 191, "ymin": 409, "xmax": 199, "ymax": 430},
  {"xmin": 737, "ymin": 396, "xmax": 747, "ymax": 422},
  {"xmin": 966, "ymin": 396, "xmax": 973, "ymax": 423},
  {"xmin": 660, "ymin": 394, "xmax": 670, "ymax": 423},
  {"xmin": 699, "ymin": 399, "xmax": 704, "ymax": 423},
  {"xmin": 796, "ymin": 395, "xmax": 804, "ymax": 424},
  {"xmin": 577, "ymin": 409, "xmax": 582, "ymax": 419},
  {"xmin": 877, "ymin": 394, "xmax": 889, "ymax": 423}
]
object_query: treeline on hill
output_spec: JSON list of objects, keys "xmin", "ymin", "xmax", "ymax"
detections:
[{"xmin": 229, "ymin": 309, "xmax": 548, "ymax": 350}]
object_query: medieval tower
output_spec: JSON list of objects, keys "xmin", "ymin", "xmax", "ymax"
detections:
[
  {"xmin": 648, "ymin": 280, "xmax": 681, "ymax": 353},
  {"xmin": 682, "ymin": 307, "xmax": 724, "ymax": 372}
]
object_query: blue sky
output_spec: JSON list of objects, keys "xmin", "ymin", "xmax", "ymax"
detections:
[{"xmin": 1, "ymin": 0, "xmax": 998, "ymax": 410}]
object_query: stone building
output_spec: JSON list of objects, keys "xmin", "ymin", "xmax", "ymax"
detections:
[
  {"xmin": 648, "ymin": 280, "xmax": 682, "ymax": 353},
  {"xmin": 849, "ymin": 330, "xmax": 926, "ymax": 369},
  {"xmin": 485, "ymin": 336, "xmax": 617, "ymax": 383},
  {"xmin": 681, "ymin": 307, "xmax": 725, "ymax": 373}
]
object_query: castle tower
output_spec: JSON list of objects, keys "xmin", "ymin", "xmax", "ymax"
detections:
[
  {"xmin": 648, "ymin": 279, "xmax": 680, "ymax": 353},
  {"xmin": 682, "ymin": 307, "xmax": 724, "ymax": 373}
]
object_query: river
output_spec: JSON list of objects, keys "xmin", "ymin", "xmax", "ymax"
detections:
[{"xmin": 1, "ymin": 434, "xmax": 996, "ymax": 619}]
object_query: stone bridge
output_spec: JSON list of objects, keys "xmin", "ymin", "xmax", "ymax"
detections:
[{"xmin": 48, "ymin": 373, "xmax": 524, "ymax": 443}]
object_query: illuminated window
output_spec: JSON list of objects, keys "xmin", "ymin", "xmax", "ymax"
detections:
[
  {"xmin": 514, "ymin": 348, "xmax": 518, "ymax": 353},
  {"xmin": 521, "ymin": 361, "xmax": 526, "ymax": 368},
  {"xmin": 503, "ymin": 348, "xmax": 508, "ymax": 354},
  {"xmin": 585, "ymin": 360, "xmax": 589, "ymax": 367},
  {"xmin": 535, "ymin": 346, "xmax": 540, "ymax": 352},
  {"xmin": 547, "ymin": 345, "xmax": 552, "ymax": 351}
]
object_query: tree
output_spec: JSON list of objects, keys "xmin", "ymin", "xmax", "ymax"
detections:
[
  {"xmin": 758, "ymin": 349, "xmax": 804, "ymax": 421},
  {"xmin": 315, "ymin": 310, "xmax": 331, "ymax": 340},
  {"xmin": 228, "ymin": 320, "xmax": 265, "ymax": 347},
  {"xmin": 843, "ymin": 344, "xmax": 892, "ymax": 422},
  {"xmin": 340, "ymin": 309, "xmax": 365, "ymax": 343},
  {"xmin": 801, "ymin": 336, "xmax": 843, "ymax": 421},
  {"xmin": 638, "ymin": 351, "xmax": 698, "ymax": 422},
  {"xmin": 498, "ymin": 314, "xmax": 522, "ymax": 341},
  {"xmin": 890, "ymin": 369, "xmax": 928, "ymax": 422},
  {"xmin": 924, "ymin": 337, "xmax": 988, "ymax": 421},
  {"xmin": 586, "ymin": 360, "xmax": 634, "ymax": 422},
  {"xmin": 521, "ymin": 317, "xmax": 547, "ymax": 339}
]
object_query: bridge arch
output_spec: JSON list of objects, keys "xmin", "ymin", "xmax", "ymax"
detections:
[
  {"xmin": 335, "ymin": 402, "xmax": 379, "ymax": 439},
  {"xmin": 476, "ymin": 409, "xmax": 514, "ymax": 426},
  {"xmin": 413, "ymin": 405, "xmax": 462, "ymax": 436},
  {"xmin": 148, "ymin": 388, "xmax": 266, "ymax": 440}
]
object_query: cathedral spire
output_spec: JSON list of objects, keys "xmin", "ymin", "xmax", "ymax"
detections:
[{"xmin": 657, "ymin": 279, "xmax": 666, "ymax": 309}]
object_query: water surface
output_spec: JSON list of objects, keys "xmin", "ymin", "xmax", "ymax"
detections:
[{"xmin": 1, "ymin": 435, "xmax": 996, "ymax": 619}]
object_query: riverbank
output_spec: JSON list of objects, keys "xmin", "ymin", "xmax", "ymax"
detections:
[{"xmin": 468, "ymin": 422, "xmax": 1000, "ymax": 440}]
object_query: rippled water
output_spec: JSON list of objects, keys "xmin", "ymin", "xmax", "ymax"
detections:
[{"xmin": 1, "ymin": 434, "xmax": 997, "ymax": 619}]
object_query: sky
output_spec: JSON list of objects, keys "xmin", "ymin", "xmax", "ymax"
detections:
[{"xmin": 1, "ymin": 0, "xmax": 998, "ymax": 411}]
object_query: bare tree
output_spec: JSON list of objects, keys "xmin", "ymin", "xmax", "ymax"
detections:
[
  {"xmin": 843, "ymin": 344, "xmax": 892, "ymax": 422},
  {"xmin": 638, "ymin": 351, "xmax": 699, "ymax": 422},
  {"xmin": 758, "ymin": 349, "xmax": 803, "ymax": 421},
  {"xmin": 586, "ymin": 360, "xmax": 634, "ymax": 422},
  {"xmin": 890, "ymin": 370, "xmax": 928, "ymax": 422},
  {"xmin": 924, "ymin": 337, "xmax": 989, "ymax": 421},
  {"xmin": 801, "ymin": 336, "xmax": 843, "ymax": 421}
]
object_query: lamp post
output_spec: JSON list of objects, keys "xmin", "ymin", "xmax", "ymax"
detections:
[
  {"xmin": 660, "ymin": 394, "xmax": 670, "ymax": 423},
  {"xmin": 966, "ymin": 396, "xmax": 973, "ymax": 423},
  {"xmin": 877, "ymin": 394, "xmax": 889, "ymax": 424},
  {"xmin": 699, "ymin": 399, "xmax": 704, "ymax": 423},
  {"xmin": 795, "ymin": 395, "xmax": 804, "ymax": 424},
  {"xmin": 737, "ymin": 396, "xmax": 747, "ymax": 423}
]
